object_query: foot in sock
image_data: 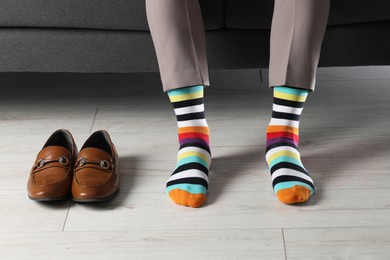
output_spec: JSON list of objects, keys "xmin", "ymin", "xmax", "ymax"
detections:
[
  {"xmin": 166, "ymin": 85, "xmax": 211, "ymax": 208},
  {"xmin": 265, "ymin": 86, "xmax": 315, "ymax": 204}
]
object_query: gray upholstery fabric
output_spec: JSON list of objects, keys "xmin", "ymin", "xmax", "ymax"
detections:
[
  {"xmin": 0, "ymin": 28, "xmax": 159, "ymax": 73},
  {"xmin": 225, "ymin": 0, "xmax": 390, "ymax": 29},
  {"xmin": 225, "ymin": 0, "xmax": 274, "ymax": 30},
  {"xmin": 0, "ymin": 22, "xmax": 388, "ymax": 73},
  {"xmin": 0, "ymin": 0, "xmax": 388, "ymax": 73},
  {"xmin": 0, "ymin": 0, "xmax": 225, "ymax": 31},
  {"xmin": 319, "ymin": 22, "xmax": 390, "ymax": 67}
]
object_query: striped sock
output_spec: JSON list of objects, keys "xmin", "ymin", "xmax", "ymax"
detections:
[
  {"xmin": 166, "ymin": 85, "xmax": 211, "ymax": 208},
  {"xmin": 265, "ymin": 86, "xmax": 315, "ymax": 204}
]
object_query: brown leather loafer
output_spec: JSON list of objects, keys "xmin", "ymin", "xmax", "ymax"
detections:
[
  {"xmin": 72, "ymin": 130, "xmax": 119, "ymax": 202},
  {"xmin": 27, "ymin": 129, "xmax": 77, "ymax": 201}
]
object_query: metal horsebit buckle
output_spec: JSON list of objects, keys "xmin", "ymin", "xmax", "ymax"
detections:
[
  {"xmin": 77, "ymin": 158, "xmax": 110, "ymax": 170},
  {"xmin": 36, "ymin": 156, "xmax": 68, "ymax": 169}
]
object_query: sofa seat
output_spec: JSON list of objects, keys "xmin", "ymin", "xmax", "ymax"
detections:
[
  {"xmin": 2, "ymin": 0, "xmax": 388, "ymax": 31},
  {"xmin": 225, "ymin": 0, "xmax": 390, "ymax": 29},
  {"xmin": 0, "ymin": 0, "xmax": 388, "ymax": 74},
  {"xmin": 0, "ymin": 0, "xmax": 225, "ymax": 31}
]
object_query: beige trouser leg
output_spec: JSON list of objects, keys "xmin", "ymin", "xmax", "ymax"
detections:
[
  {"xmin": 269, "ymin": 0, "xmax": 330, "ymax": 91},
  {"xmin": 146, "ymin": 0, "xmax": 209, "ymax": 92},
  {"xmin": 146, "ymin": 0, "xmax": 330, "ymax": 92}
]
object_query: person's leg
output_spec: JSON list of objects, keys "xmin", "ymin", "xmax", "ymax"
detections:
[
  {"xmin": 146, "ymin": 0, "xmax": 209, "ymax": 92},
  {"xmin": 269, "ymin": 0, "xmax": 330, "ymax": 91},
  {"xmin": 146, "ymin": 0, "xmax": 211, "ymax": 208},
  {"xmin": 266, "ymin": 0, "xmax": 330, "ymax": 204}
]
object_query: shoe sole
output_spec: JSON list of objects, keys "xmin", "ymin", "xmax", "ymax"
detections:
[
  {"xmin": 71, "ymin": 188, "xmax": 119, "ymax": 203},
  {"xmin": 28, "ymin": 195, "xmax": 69, "ymax": 202}
]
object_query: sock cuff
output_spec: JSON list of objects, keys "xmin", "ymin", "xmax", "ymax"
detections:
[
  {"xmin": 274, "ymin": 86, "xmax": 309, "ymax": 103},
  {"xmin": 274, "ymin": 86, "xmax": 309, "ymax": 95},
  {"xmin": 167, "ymin": 85, "xmax": 204, "ymax": 97}
]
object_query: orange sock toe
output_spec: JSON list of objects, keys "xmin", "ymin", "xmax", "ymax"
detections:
[
  {"xmin": 168, "ymin": 189, "xmax": 207, "ymax": 208},
  {"xmin": 276, "ymin": 186, "xmax": 311, "ymax": 204}
]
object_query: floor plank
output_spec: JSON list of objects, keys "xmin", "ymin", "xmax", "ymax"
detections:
[
  {"xmin": 63, "ymin": 188, "xmax": 390, "ymax": 232},
  {"xmin": 284, "ymin": 226, "xmax": 390, "ymax": 260},
  {"xmin": 0, "ymin": 190, "xmax": 70, "ymax": 233},
  {"xmin": 0, "ymin": 229, "xmax": 285, "ymax": 260}
]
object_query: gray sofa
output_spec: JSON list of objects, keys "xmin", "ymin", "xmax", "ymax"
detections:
[{"xmin": 0, "ymin": 0, "xmax": 389, "ymax": 74}]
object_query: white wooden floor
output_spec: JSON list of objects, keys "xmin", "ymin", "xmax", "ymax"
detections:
[{"xmin": 1, "ymin": 66, "xmax": 390, "ymax": 259}]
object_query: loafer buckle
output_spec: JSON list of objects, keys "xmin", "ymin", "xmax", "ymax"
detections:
[
  {"xmin": 100, "ymin": 160, "xmax": 110, "ymax": 170},
  {"xmin": 78, "ymin": 158, "xmax": 87, "ymax": 167},
  {"xmin": 59, "ymin": 156, "xmax": 69, "ymax": 166},
  {"xmin": 37, "ymin": 159, "xmax": 45, "ymax": 168}
]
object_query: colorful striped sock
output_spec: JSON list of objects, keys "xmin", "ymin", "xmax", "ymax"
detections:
[
  {"xmin": 166, "ymin": 85, "xmax": 211, "ymax": 208},
  {"xmin": 265, "ymin": 86, "xmax": 315, "ymax": 204}
]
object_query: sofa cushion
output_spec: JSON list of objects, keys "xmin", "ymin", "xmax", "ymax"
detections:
[
  {"xmin": 225, "ymin": 0, "xmax": 390, "ymax": 29},
  {"xmin": 0, "ymin": 0, "xmax": 224, "ymax": 31}
]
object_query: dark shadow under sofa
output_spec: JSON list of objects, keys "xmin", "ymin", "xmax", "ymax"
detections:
[{"xmin": 0, "ymin": 0, "xmax": 389, "ymax": 75}]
